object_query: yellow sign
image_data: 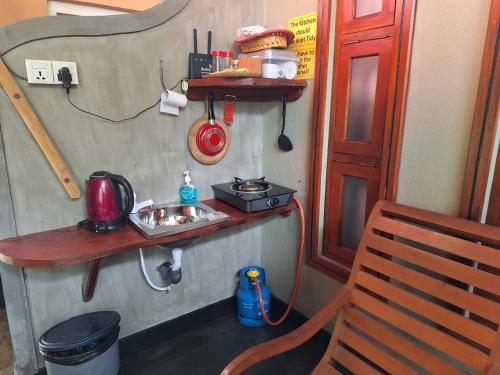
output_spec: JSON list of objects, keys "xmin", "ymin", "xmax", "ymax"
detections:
[{"xmin": 288, "ymin": 12, "xmax": 318, "ymax": 80}]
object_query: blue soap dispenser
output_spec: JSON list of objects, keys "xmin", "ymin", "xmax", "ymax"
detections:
[{"xmin": 179, "ymin": 171, "xmax": 198, "ymax": 205}]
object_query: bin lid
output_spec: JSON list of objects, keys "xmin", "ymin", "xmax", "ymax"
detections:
[{"xmin": 39, "ymin": 311, "xmax": 120, "ymax": 352}]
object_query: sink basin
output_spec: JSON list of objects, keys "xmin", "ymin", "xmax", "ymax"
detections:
[
  {"xmin": 129, "ymin": 202, "xmax": 230, "ymax": 239},
  {"xmin": 140, "ymin": 205, "xmax": 208, "ymax": 227}
]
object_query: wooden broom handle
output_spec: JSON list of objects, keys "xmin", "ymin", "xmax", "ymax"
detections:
[{"xmin": 0, "ymin": 58, "xmax": 81, "ymax": 199}]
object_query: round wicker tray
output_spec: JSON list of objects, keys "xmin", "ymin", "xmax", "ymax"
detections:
[{"xmin": 235, "ymin": 29, "xmax": 295, "ymax": 53}]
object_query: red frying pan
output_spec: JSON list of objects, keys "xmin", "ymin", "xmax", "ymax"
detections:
[{"xmin": 188, "ymin": 92, "xmax": 231, "ymax": 164}]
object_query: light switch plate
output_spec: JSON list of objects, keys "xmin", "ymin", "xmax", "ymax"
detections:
[
  {"xmin": 25, "ymin": 59, "xmax": 54, "ymax": 84},
  {"xmin": 52, "ymin": 61, "xmax": 79, "ymax": 85}
]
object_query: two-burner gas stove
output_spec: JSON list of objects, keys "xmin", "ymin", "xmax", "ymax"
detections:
[{"xmin": 211, "ymin": 177, "xmax": 296, "ymax": 213}]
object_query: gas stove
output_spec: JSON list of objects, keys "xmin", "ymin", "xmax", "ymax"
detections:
[{"xmin": 211, "ymin": 177, "xmax": 296, "ymax": 213}]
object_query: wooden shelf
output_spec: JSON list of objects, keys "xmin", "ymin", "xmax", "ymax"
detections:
[
  {"xmin": 186, "ymin": 78, "xmax": 307, "ymax": 102},
  {"xmin": 0, "ymin": 199, "xmax": 296, "ymax": 269}
]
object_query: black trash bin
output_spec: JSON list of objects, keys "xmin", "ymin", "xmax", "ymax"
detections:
[{"xmin": 39, "ymin": 311, "xmax": 121, "ymax": 375}]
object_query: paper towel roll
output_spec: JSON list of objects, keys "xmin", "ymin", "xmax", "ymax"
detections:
[{"xmin": 160, "ymin": 90, "xmax": 187, "ymax": 116}]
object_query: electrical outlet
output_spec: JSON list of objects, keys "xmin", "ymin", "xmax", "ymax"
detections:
[
  {"xmin": 25, "ymin": 59, "xmax": 54, "ymax": 84},
  {"xmin": 52, "ymin": 61, "xmax": 79, "ymax": 85}
]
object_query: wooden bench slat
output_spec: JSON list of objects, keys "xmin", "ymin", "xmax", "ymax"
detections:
[
  {"xmin": 345, "ymin": 308, "xmax": 467, "ymax": 375},
  {"xmin": 331, "ymin": 345, "xmax": 382, "ymax": 375},
  {"xmin": 377, "ymin": 201, "xmax": 500, "ymax": 247},
  {"xmin": 365, "ymin": 234, "xmax": 500, "ymax": 296},
  {"xmin": 350, "ymin": 288, "xmax": 490, "ymax": 372},
  {"xmin": 339, "ymin": 326, "xmax": 420, "ymax": 375},
  {"xmin": 311, "ymin": 362, "xmax": 343, "ymax": 375},
  {"xmin": 361, "ymin": 251, "xmax": 500, "ymax": 323},
  {"xmin": 355, "ymin": 270, "xmax": 497, "ymax": 349},
  {"xmin": 373, "ymin": 216, "xmax": 500, "ymax": 269}
]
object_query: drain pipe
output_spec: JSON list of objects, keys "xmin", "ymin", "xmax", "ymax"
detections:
[
  {"xmin": 139, "ymin": 248, "xmax": 183, "ymax": 292},
  {"xmin": 169, "ymin": 248, "xmax": 183, "ymax": 284}
]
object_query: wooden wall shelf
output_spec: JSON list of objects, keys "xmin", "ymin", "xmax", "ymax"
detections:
[
  {"xmin": 0, "ymin": 199, "xmax": 295, "ymax": 269},
  {"xmin": 0, "ymin": 199, "xmax": 296, "ymax": 301},
  {"xmin": 186, "ymin": 78, "xmax": 307, "ymax": 102}
]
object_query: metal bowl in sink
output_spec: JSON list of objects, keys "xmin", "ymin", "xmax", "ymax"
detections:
[
  {"xmin": 140, "ymin": 205, "xmax": 208, "ymax": 226},
  {"xmin": 129, "ymin": 202, "xmax": 229, "ymax": 239}
]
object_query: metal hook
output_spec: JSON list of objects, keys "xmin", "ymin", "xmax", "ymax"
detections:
[{"xmin": 160, "ymin": 59, "xmax": 167, "ymax": 92}]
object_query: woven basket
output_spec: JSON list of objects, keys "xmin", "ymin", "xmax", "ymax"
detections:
[
  {"xmin": 236, "ymin": 29, "xmax": 295, "ymax": 53},
  {"xmin": 240, "ymin": 35, "xmax": 288, "ymax": 53}
]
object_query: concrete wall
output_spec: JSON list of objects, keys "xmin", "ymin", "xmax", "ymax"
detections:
[
  {"xmin": 260, "ymin": 0, "xmax": 491, "ymax": 323},
  {"xmin": 0, "ymin": 0, "xmax": 264, "ymax": 367},
  {"xmin": 397, "ymin": 0, "xmax": 491, "ymax": 215},
  {"xmin": 0, "ymin": 0, "xmax": 49, "ymax": 27},
  {"xmin": 261, "ymin": 0, "xmax": 344, "ymax": 322}
]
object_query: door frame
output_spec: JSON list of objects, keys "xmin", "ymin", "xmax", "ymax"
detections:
[{"xmin": 459, "ymin": 0, "xmax": 500, "ymax": 222}]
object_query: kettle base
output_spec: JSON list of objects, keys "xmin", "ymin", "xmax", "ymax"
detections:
[{"xmin": 78, "ymin": 218, "xmax": 127, "ymax": 234}]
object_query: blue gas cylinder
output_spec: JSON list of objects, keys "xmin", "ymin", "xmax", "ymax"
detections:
[{"xmin": 237, "ymin": 266, "xmax": 271, "ymax": 327}]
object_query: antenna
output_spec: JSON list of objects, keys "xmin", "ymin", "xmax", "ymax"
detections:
[
  {"xmin": 193, "ymin": 28, "xmax": 198, "ymax": 54},
  {"xmin": 207, "ymin": 30, "xmax": 212, "ymax": 54}
]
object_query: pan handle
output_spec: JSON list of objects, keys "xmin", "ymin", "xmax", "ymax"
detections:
[{"xmin": 208, "ymin": 92, "xmax": 215, "ymax": 124}]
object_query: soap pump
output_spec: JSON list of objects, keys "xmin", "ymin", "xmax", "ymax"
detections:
[{"xmin": 179, "ymin": 171, "xmax": 198, "ymax": 205}]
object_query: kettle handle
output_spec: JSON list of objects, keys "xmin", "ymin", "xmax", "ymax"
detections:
[{"xmin": 109, "ymin": 174, "xmax": 134, "ymax": 221}]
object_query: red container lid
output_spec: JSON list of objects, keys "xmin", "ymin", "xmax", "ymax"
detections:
[
  {"xmin": 221, "ymin": 51, "xmax": 234, "ymax": 57},
  {"xmin": 211, "ymin": 51, "xmax": 222, "ymax": 56}
]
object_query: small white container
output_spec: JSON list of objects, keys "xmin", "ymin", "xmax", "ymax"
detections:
[{"xmin": 239, "ymin": 48, "xmax": 299, "ymax": 79}]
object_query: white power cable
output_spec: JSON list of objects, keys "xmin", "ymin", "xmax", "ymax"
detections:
[{"xmin": 139, "ymin": 248, "xmax": 172, "ymax": 292}]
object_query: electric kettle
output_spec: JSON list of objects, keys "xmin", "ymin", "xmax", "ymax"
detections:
[{"xmin": 79, "ymin": 171, "xmax": 134, "ymax": 233}]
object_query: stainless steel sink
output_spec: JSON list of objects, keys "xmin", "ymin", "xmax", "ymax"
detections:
[{"xmin": 129, "ymin": 202, "xmax": 230, "ymax": 239}]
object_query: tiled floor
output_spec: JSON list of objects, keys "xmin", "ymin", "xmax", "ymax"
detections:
[
  {"xmin": 0, "ymin": 309, "xmax": 14, "ymax": 375},
  {"xmin": 120, "ymin": 310, "xmax": 329, "ymax": 375}
]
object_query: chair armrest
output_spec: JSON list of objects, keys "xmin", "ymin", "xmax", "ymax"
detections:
[
  {"xmin": 220, "ymin": 286, "xmax": 350, "ymax": 375},
  {"xmin": 487, "ymin": 363, "xmax": 500, "ymax": 375}
]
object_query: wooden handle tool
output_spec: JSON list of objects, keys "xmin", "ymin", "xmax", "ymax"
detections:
[{"xmin": 0, "ymin": 58, "xmax": 81, "ymax": 199}]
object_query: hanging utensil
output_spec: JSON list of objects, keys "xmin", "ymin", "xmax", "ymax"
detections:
[
  {"xmin": 278, "ymin": 95, "xmax": 293, "ymax": 152},
  {"xmin": 188, "ymin": 92, "xmax": 231, "ymax": 164},
  {"xmin": 224, "ymin": 95, "xmax": 237, "ymax": 126}
]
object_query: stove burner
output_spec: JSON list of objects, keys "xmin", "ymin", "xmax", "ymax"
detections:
[{"xmin": 230, "ymin": 177, "xmax": 272, "ymax": 194}]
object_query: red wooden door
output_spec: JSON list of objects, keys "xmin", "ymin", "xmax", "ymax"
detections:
[
  {"xmin": 340, "ymin": 0, "xmax": 397, "ymax": 34},
  {"xmin": 323, "ymin": 35, "xmax": 395, "ymax": 266}
]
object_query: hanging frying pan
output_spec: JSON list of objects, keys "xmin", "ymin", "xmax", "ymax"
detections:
[{"xmin": 188, "ymin": 92, "xmax": 231, "ymax": 164}]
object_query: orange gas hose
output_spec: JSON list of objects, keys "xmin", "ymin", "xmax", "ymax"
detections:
[{"xmin": 254, "ymin": 196, "xmax": 305, "ymax": 326}]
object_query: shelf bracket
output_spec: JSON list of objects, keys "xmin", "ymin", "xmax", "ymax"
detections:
[{"xmin": 82, "ymin": 258, "xmax": 102, "ymax": 302}]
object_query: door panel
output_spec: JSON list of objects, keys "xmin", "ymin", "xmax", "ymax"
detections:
[
  {"xmin": 333, "ymin": 37, "xmax": 393, "ymax": 158},
  {"xmin": 339, "ymin": 175, "xmax": 368, "ymax": 249},
  {"xmin": 341, "ymin": 0, "xmax": 396, "ymax": 34},
  {"xmin": 323, "ymin": 162, "xmax": 380, "ymax": 266},
  {"xmin": 346, "ymin": 55, "xmax": 379, "ymax": 142},
  {"xmin": 355, "ymin": 0, "xmax": 383, "ymax": 18}
]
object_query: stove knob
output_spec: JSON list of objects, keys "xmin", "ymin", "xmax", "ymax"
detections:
[{"xmin": 266, "ymin": 198, "xmax": 279, "ymax": 208}]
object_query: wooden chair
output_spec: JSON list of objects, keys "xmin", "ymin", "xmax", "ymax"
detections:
[{"xmin": 222, "ymin": 201, "xmax": 500, "ymax": 375}]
